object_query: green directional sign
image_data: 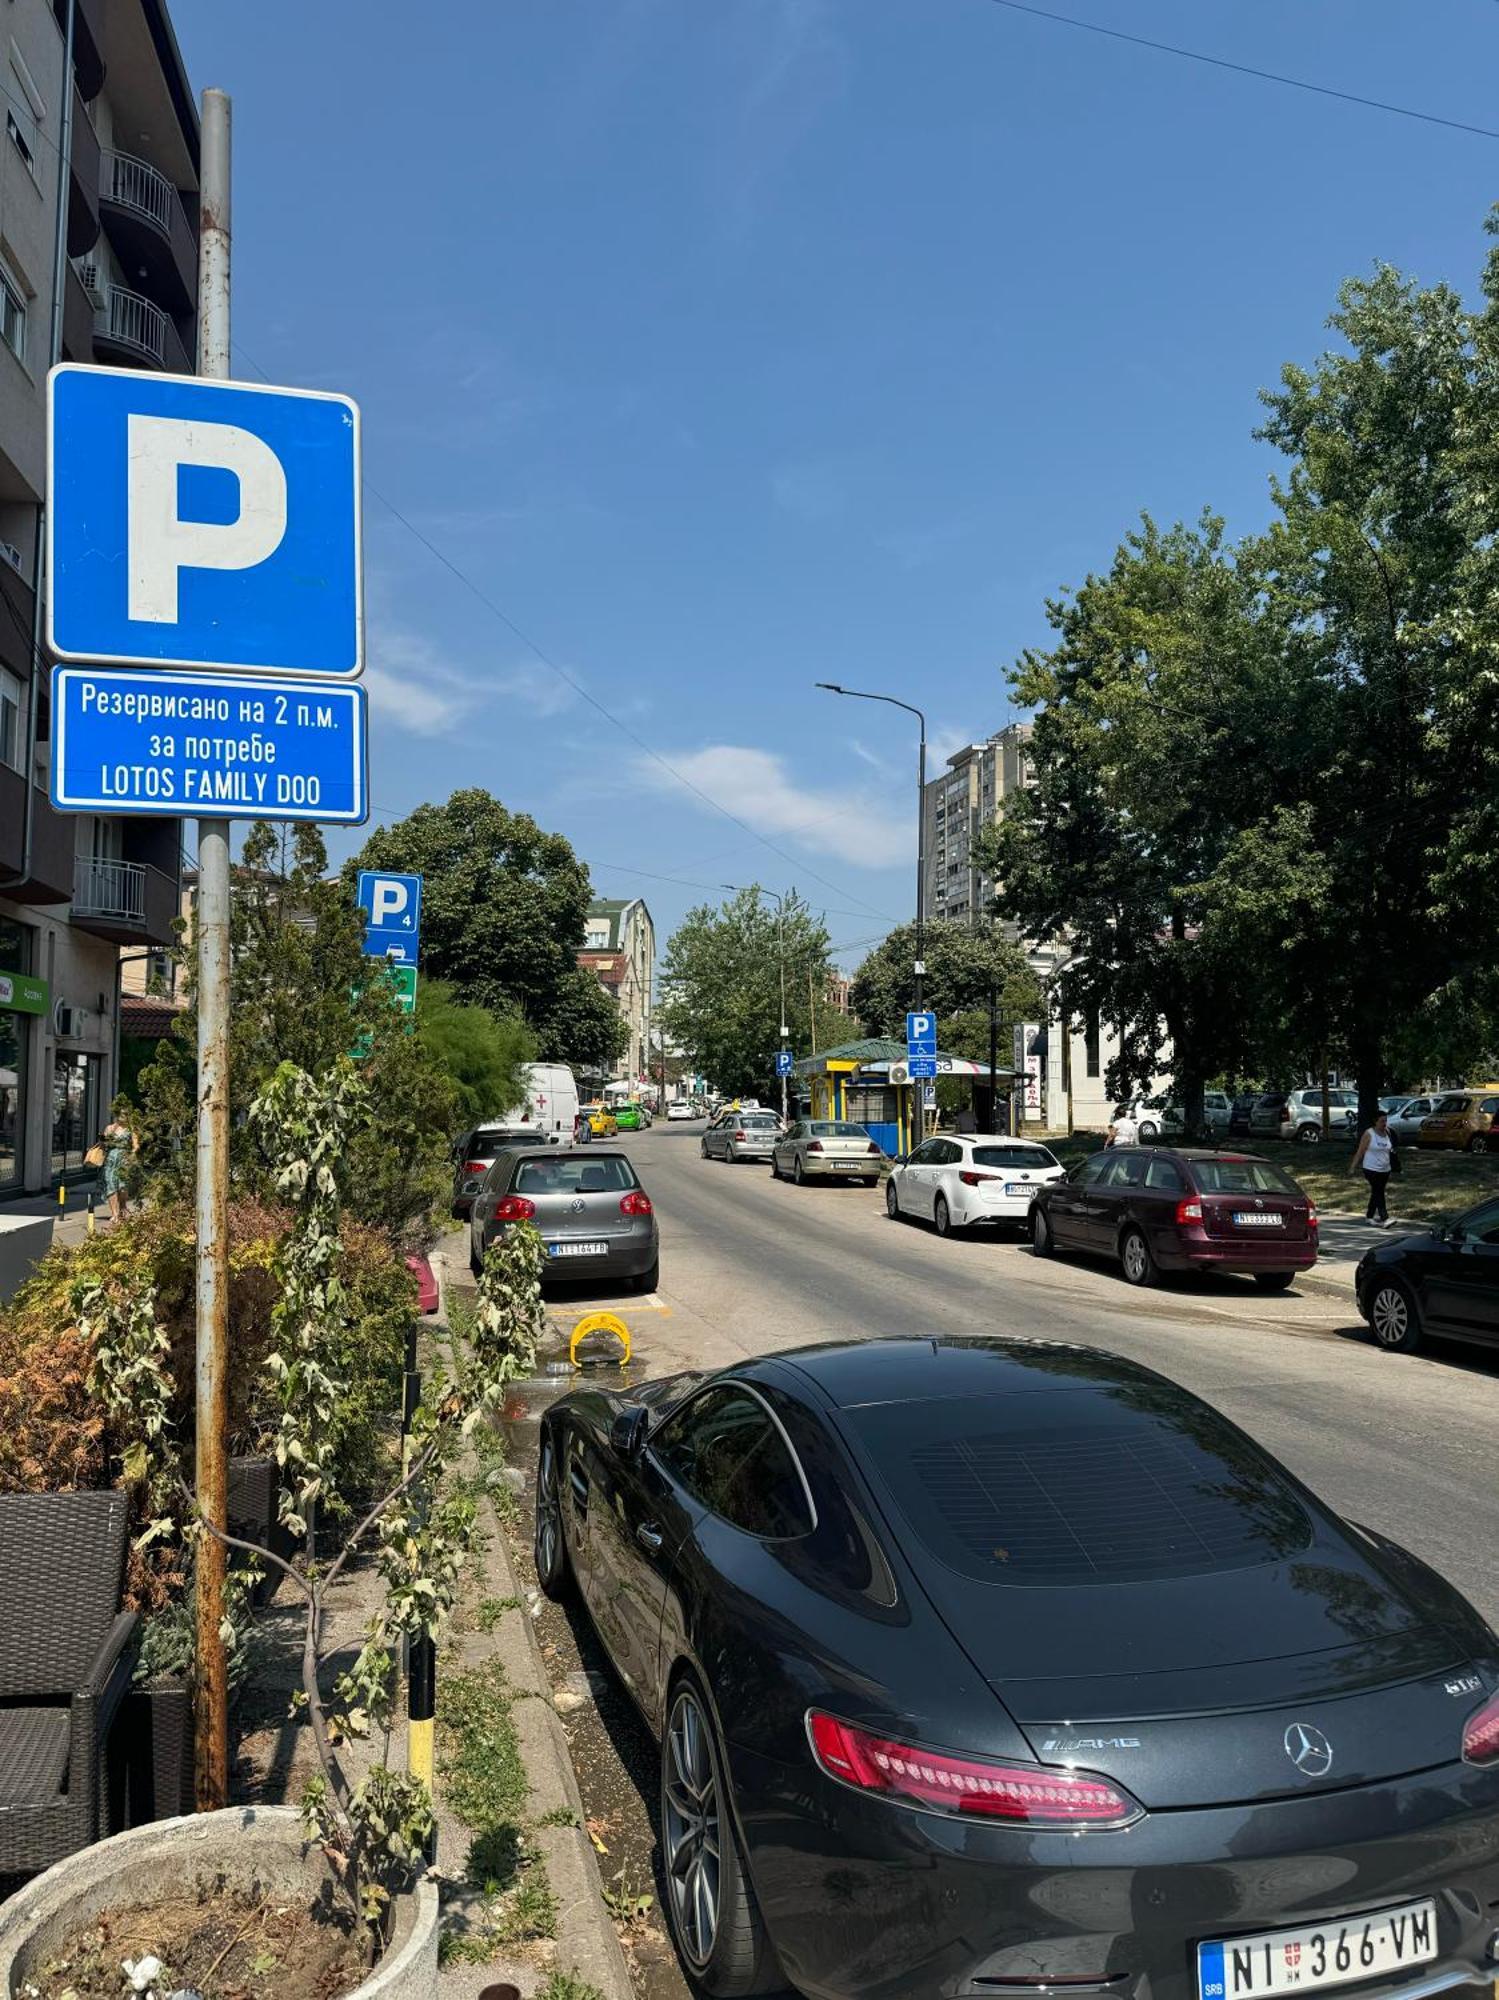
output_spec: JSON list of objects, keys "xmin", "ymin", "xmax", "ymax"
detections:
[{"xmin": 351, "ymin": 963, "xmax": 417, "ymax": 1057}]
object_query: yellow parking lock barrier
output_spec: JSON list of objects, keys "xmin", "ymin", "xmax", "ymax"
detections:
[{"xmin": 569, "ymin": 1311, "xmax": 632, "ymax": 1367}]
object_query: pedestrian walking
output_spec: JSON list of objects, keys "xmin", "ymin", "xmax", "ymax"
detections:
[
  {"xmin": 97, "ymin": 1102, "xmax": 138, "ymax": 1226},
  {"xmin": 1108, "ymin": 1104, "xmax": 1138, "ymax": 1148},
  {"xmin": 1351, "ymin": 1110, "xmax": 1397, "ymax": 1227}
]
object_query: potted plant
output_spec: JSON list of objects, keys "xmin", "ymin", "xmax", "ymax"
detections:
[{"xmin": 0, "ymin": 1060, "xmax": 543, "ymax": 2000}]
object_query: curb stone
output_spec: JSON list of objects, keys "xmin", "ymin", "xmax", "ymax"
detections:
[{"xmin": 433, "ymin": 1242, "xmax": 635, "ymax": 2000}]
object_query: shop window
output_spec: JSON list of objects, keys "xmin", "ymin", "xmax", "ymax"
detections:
[{"xmin": 51, "ymin": 1050, "xmax": 102, "ymax": 1178}]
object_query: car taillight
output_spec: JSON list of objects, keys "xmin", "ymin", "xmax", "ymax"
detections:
[
  {"xmin": 494, "ymin": 1195, "xmax": 536, "ymax": 1221},
  {"xmin": 733, "ymin": 1130, "xmax": 747, "ymax": 1142},
  {"xmin": 959, "ymin": 1170, "xmax": 999, "ymax": 1186},
  {"xmin": 807, "ymin": 1712, "xmax": 1140, "ymax": 1827},
  {"xmin": 464, "ymin": 1161, "xmax": 487, "ymax": 1177},
  {"xmin": 807, "ymin": 1139, "xmax": 823, "ymax": 1152},
  {"xmin": 1175, "ymin": 1198, "xmax": 1203, "ymax": 1225},
  {"xmin": 1307, "ymin": 1205, "xmax": 1319, "ymax": 1230},
  {"xmin": 620, "ymin": 1191, "xmax": 653, "ymax": 1217},
  {"xmin": 1463, "ymin": 1693, "xmax": 1499, "ymax": 1764}
]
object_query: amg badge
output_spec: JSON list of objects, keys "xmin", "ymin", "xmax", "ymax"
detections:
[{"xmin": 1041, "ymin": 1735, "xmax": 1142, "ymax": 1757}]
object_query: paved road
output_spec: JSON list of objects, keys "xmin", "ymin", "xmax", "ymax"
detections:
[
  {"xmin": 523, "ymin": 1122, "xmax": 1499, "ymax": 1623},
  {"xmin": 457, "ymin": 1122, "xmax": 1499, "ymax": 2000}
]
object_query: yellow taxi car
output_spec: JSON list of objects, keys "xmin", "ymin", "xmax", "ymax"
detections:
[
  {"xmin": 578, "ymin": 1102, "xmax": 619, "ymax": 1139},
  {"xmin": 1416, "ymin": 1087, "xmax": 1499, "ymax": 1152}
]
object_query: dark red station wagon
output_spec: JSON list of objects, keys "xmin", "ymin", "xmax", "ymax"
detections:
[{"xmin": 1030, "ymin": 1146, "xmax": 1319, "ymax": 1290}]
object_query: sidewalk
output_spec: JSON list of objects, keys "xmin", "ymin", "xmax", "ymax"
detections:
[{"xmin": 1299, "ymin": 1210, "xmax": 1427, "ymax": 1300}]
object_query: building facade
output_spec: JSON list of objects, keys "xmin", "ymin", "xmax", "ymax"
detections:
[
  {"xmin": 579, "ymin": 898, "xmax": 655, "ymax": 1086},
  {"xmin": 0, "ymin": 0, "xmax": 197, "ymax": 1193},
  {"xmin": 921, "ymin": 722, "xmax": 1032, "ymax": 929}
]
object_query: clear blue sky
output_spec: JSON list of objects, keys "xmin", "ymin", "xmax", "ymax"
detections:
[{"xmin": 174, "ymin": 0, "xmax": 1499, "ymax": 968}]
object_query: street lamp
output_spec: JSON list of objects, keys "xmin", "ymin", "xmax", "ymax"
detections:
[
  {"xmin": 815, "ymin": 682, "xmax": 927, "ymax": 1010},
  {"xmin": 724, "ymin": 883, "xmax": 792, "ymax": 1121}
]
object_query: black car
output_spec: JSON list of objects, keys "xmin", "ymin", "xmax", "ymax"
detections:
[
  {"xmin": 535, "ymin": 1336, "xmax": 1499, "ymax": 2000},
  {"xmin": 1228, "ymin": 1090, "xmax": 1260, "ymax": 1137},
  {"xmin": 450, "ymin": 1123, "xmax": 551, "ymax": 1218},
  {"xmin": 1356, "ymin": 1195, "xmax": 1499, "ymax": 1352}
]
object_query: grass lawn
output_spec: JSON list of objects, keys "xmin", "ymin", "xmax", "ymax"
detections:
[{"xmin": 1235, "ymin": 1137, "xmax": 1499, "ymax": 1225}]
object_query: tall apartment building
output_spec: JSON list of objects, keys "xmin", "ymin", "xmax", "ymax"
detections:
[
  {"xmin": 579, "ymin": 897, "xmax": 655, "ymax": 1086},
  {"xmin": 921, "ymin": 721, "xmax": 1032, "ymax": 929},
  {"xmin": 0, "ymin": 0, "xmax": 197, "ymax": 1193}
]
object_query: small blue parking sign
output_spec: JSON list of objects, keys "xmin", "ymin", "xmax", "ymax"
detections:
[
  {"xmin": 47, "ymin": 365, "xmax": 362, "ymax": 679},
  {"xmin": 358, "ymin": 871, "xmax": 422, "ymax": 965},
  {"xmin": 775, "ymin": 1050, "xmax": 794, "ymax": 1077},
  {"xmin": 905, "ymin": 1010, "xmax": 937, "ymax": 1058}
]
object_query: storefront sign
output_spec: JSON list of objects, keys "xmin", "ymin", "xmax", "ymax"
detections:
[{"xmin": 0, "ymin": 970, "xmax": 48, "ymax": 1015}]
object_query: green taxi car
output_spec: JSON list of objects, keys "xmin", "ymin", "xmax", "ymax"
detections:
[{"xmin": 613, "ymin": 1101, "xmax": 644, "ymax": 1131}]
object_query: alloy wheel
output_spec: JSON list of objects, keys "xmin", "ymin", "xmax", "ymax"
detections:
[
  {"xmin": 1123, "ymin": 1231, "xmax": 1150, "ymax": 1284},
  {"xmin": 663, "ymin": 1686, "xmax": 721, "ymax": 1972},
  {"xmin": 1371, "ymin": 1285, "xmax": 1410, "ymax": 1348},
  {"xmin": 885, "ymin": 1178, "xmax": 900, "ymax": 1218},
  {"xmin": 934, "ymin": 1196, "xmax": 951, "ymax": 1237},
  {"xmin": 535, "ymin": 1434, "xmax": 562, "ymax": 1586}
]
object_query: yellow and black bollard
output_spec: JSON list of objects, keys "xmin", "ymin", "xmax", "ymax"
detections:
[{"xmin": 408, "ymin": 1630, "xmax": 436, "ymax": 1862}]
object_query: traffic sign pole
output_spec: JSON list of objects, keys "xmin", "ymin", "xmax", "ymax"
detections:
[{"xmin": 193, "ymin": 85, "xmax": 232, "ymax": 1814}]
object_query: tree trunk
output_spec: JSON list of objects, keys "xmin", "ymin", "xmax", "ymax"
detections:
[{"xmin": 1354, "ymin": 1038, "xmax": 1383, "ymax": 1131}]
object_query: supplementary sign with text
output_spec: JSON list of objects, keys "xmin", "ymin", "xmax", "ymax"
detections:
[{"xmin": 50, "ymin": 666, "xmax": 368, "ymax": 823}]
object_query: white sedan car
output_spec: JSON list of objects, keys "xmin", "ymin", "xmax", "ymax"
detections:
[
  {"xmin": 666, "ymin": 1100, "xmax": 694, "ymax": 1121},
  {"xmin": 886, "ymin": 1133, "xmax": 1066, "ymax": 1237}
]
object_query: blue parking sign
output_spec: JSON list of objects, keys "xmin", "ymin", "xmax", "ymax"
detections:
[
  {"xmin": 905, "ymin": 1010, "xmax": 937, "ymax": 1058},
  {"xmin": 358, "ymin": 871, "xmax": 422, "ymax": 965},
  {"xmin": 775, "ymin": 1050, "xmax": 794, "ymax": 1077},
  {"xmin": 48, "ymin": 365, "xmax": 362, "ymax": 679}
]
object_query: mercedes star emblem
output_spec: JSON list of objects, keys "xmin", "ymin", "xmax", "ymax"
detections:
[{"xmin": 1284, "ymin": 1723, "xmax": 1333, "ymax": 1777}]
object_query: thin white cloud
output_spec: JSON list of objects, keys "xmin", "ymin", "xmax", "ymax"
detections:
[
  {"xmin": 641, "ymin": 744, "xmax": 911, "ymax": 869},
  {"xmin": 363, "ymin": 628, "xmax": 577, "ymax": 737}
]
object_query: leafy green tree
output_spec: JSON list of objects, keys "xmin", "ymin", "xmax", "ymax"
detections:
[
  {"xmin": 348, "ymin": 790, "xmax": 623, "ymax": 1071},
  {"xmin": 659, "ymin": 888, "xmax": 832, "ymax": 1098},
  {"xmin": 1247, "ymin": 259, "xmax": 1482, "ymax": 1122},
  {"xmin": 415, "ymin": 980, "xmax": 534, "ymax": 1125},
  {"xmin": 850, "ymin": 919, "xmax": 1042, "ymax": 1041},
  {"xmin": 979, "ymin": 515, "xmax": 1303, "ymax": 1129},
  {"xmin": 136, "ymin": 821, "xmax": 455, "ymax": 1244}
]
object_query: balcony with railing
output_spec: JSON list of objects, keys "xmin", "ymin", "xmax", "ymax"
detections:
[
  {"xmin": 93, "ymin": 284, "xmax": 192, "ymax": 375},
  {"xmin": 72, "ymin": 857, "xmax": 178, "ymax": 945},
  {"xmin": 99, "ymin": 148, "xmax": 196, "ymax": 315}
]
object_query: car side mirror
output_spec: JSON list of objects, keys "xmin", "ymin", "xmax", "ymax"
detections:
[{"xmin": 610, "ymin": 1406, "xmax": 650, "ymax": 1457}]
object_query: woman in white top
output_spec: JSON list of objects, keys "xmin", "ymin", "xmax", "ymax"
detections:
[{"xmin": 1351, "ymin": 1110, "xmax": 1395, "ymax": 1226}]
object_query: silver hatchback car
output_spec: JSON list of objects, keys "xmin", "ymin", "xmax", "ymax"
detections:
[
  {"xmin": 701, "ymin": 1110, "xmax": 782, "ymax": 1163},
  {"xmin": 470, "ymin": 1147, "xmax": 658, "ymax": 1291}
]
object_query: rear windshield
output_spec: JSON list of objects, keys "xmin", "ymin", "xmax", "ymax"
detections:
[
  {"xmin": 515, "ymin": 1155, "xmax": 637, "ymax": 1194},
  {"xmin": 1432, "ymin": 1094, "xmax": 1470, "ymax": 1114},
  {"xmin": 1192, "ymin": 1159, "xmax": 1304, "ymax": 1196},
  {"xmin": 738, "ymin": 1115, "xmax": 780, "ymax": 1129},
  {"xmin": 473, "ymin": 1128, "xmax": 545, "ymax": 1152},
  {"xmin": 850, "ymin": 1388, "xmax": 1312, "ymax": 1586},
  {"xmin": 810, "ymin": 1122, "xmax": 868, "ymax": 1138},
  {"xmin": 971, "ymin": 1144, "xmax": 1059, "ymax": 1169}
]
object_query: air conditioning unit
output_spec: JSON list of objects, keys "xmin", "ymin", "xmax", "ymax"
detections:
[
  {"xmin": 889, "ymin": 1060, "xmax": 910, "ymax": 1086},
  {"xmin": 76, "ymin": 260, "xmax": 106, "ymax": 309},
  {"xmin": 0, "ymin": 540, "xmax": 22, "ymax": 574}
]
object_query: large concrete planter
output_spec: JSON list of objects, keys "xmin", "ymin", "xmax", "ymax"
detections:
[{"xmin": 0, "ymin": 1805, "xmax": 440, "ymax": 2000}]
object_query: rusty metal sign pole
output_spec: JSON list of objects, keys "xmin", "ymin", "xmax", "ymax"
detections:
[{"xmin": 193, "ymin": 84, "xmax": 233, "ymax": 1811}]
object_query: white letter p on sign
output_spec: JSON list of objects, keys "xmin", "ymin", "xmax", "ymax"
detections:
[
  {"xmin": 371, "ymin": 881, "xmax": 407, "ymax": 927},
  {"xmin": 127, "ymin": 414, "xmax": 288, "ymax": 624}
]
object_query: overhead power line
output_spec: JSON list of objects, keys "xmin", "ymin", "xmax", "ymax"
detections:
[{"xmin": 981, "ymin": 0, "xmax": 1499, "ymax": 143}]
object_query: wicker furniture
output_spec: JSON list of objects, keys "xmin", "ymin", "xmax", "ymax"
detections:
[{"xmin": 0, "ymin": 1491, "xmax": 138, "ymax": 1874}]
